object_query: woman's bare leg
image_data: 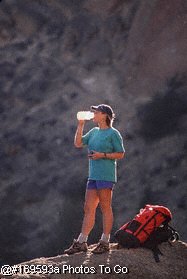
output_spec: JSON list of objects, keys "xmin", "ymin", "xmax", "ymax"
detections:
[
  {"xmin": 98, "ymin": 188, "xmax": 113, "ymax": 236},
  {"xmin": 81, "ymin": 189, "xmax": 99, "ymax": 236}
]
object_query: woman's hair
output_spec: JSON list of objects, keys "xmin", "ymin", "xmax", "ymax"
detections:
[
  {"xmin": 100, "ymin": 110, "xmax": 115, "ymax": 127},
  {"xmin": 106, "ymin": 115, "xmax": 114, "ymax": 127}
]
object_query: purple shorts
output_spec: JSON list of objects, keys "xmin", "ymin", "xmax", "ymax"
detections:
[{"xmin": 87, "ymin": 179, "xmax": 115, "ymax": 190}]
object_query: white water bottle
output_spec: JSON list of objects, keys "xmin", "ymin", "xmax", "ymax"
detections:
[{"xmin": 77, "ymin": 111, "xmax": 94, "ymax": 120}]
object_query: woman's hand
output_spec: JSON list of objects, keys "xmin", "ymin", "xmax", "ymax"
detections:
[
  {"xmin": 88, "ymin": 151, "xmax": 104, "ymax": 160},
  {"xmin": 78, "ymin": 119, "xmax": 86, "ymax": 125},
  {"xmin": 88, "ymin": 151, "xmax": 125, "ymax": 160}
]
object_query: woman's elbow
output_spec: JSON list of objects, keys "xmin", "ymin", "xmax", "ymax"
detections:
[
  {"xmin": 119, "ymin": 152, "xmax": 125, "ymax": 159},
  {"xmin": 74, "ymin": 142, "xmax": 83, "ymax": 148}
]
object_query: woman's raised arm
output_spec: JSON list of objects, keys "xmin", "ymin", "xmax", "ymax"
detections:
[{"xmin": 74, "ymin": 120, "xmax": 85, "ymax": 148}]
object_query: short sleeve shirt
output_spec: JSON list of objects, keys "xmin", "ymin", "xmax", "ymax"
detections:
[{"xmin": 82, "ymin": 127, "xmax": 125, "ymax": 182}]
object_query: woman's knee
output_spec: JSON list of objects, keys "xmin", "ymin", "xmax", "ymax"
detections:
[
  {"xmin": 84, "ymin": 203, "xmax": 97, "ymax": 215},
  {"xmin": 99, "ymin": 204, "xmax": 113, "ymax": 214}
]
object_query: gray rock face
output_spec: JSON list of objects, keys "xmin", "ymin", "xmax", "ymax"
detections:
[{"xmin": 0, "ymin": 0, "xmax": 186, "ymax": 265}]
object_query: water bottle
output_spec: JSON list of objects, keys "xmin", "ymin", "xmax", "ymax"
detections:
[{"xmin": 77, "ymin": 111, "xmax": 94, "ymax": 120}]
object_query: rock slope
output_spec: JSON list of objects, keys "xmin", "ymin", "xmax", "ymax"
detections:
[{"xmin": 0, "ymin": 241, "xmax": 187, "ymax": 279}]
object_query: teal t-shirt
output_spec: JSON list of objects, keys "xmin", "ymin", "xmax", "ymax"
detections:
[{"xmin": 82, "ymin": 127, "xmax": 125, "ymax": 182}]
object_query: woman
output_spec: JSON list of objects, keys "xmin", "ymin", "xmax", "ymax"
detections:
[{"xmin": 64, "ymin": 104, "xmax": 125, "ymax": 254}]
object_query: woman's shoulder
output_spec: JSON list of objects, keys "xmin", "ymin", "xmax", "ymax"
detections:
[
  {"xmin": 89, "ymin": 127, "xmax": 99, "ymax": 134},
  {"xmin": 110, "ymin": 127, "xmax": 121, "ymax": 135},
  {"xmin": 91, "ymin": 127, "xmax": 99, "ymax": 131}
]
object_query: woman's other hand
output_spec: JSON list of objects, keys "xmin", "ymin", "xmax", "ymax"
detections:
[{"xmin": 88, "ymin": 151, "xmax": 104, "ymax": 160}]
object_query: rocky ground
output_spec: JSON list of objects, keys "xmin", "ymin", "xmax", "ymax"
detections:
[
  {"xmin": 1, "ymin": 241, "xmax": 187, "ymax": 279},
  {"xmin": 0, "ymin": 0, "xmax": 187, "ymax": 265}
]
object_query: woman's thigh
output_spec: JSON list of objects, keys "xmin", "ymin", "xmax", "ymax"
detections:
[
  {"xmin": 97, "ymin": 189, "xmax": 113, "ymax": 210},
  {"xmin": 84, "ymin": 189, "xmax": 99, "ymax": 211}
]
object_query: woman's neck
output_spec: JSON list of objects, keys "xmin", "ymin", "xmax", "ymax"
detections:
[{"xmin": 98, "ymin": 121, "xmax": 110, "ymax": 130}]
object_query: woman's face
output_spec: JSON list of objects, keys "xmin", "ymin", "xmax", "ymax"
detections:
[{"xmin": 93, "ymin": 110, "xmax": 107, "ymax": 123}]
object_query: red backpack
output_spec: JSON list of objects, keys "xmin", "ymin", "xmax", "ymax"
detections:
[
  {"xmin": 115, "ymin": 204, "xmax": 174, "ymax": 245},
  {"xmin": 114, "ymin": 204, "xmax": 179, "ymax": 262}
]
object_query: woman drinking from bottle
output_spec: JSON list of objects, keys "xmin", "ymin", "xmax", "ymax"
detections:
[{"xmin": 64, "ymin": 104, "xmax": 125, "ymax": 254}]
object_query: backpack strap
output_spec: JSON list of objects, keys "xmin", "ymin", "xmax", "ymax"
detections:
[
  {"xmin": 152, "ymin": 246, "xmax": 163, "ymax": 263},
  {"xmin": 135, "ymin": 211, "xmax": 159, "ymax": 238},
  {"xmin": 167, "ymin": 224, "xmax": 180, "ymax": 241}
]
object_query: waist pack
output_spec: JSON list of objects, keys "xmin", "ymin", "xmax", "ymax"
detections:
[{"xmin": 114, "ymin": 204, "xmax": 179, "ymax": 262}]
